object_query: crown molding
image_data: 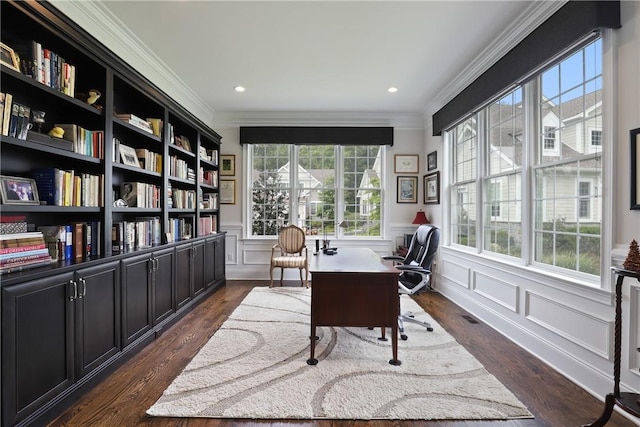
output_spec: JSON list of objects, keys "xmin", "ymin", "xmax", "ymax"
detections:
[
  {"xmin": 427, "ymin": 1, "xmax": 567, "ymax": 119},
  {"xmin": 49, "ymin": 1, "xmax": 216, "ymax": 126}
]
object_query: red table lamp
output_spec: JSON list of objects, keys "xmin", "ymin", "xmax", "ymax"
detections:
[{"xmin": 411, "ymin": 210, "xmax": 430, "ymax": 225}]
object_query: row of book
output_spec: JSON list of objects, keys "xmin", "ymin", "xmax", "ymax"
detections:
[
  {"xmin": 111, "ymin": 217, "xmax": 161, "ymax": 254},
  {"xmin": 199, "ymin": 147, "xmax": 219, "ymax": 166},
  {"xmin": 32, "ymin": 168, "xmax": 104, "ymax": 207},
  {"xmin": 171, "ymin": 188, "xmax": 197, "ymax": 210},
  {"xmin": 200, "ymin": 193, "xmax": 219, "ymax": 210},
  {"xmin": 169, "ymin": 156, "xmax": 195, "ymax": 181},
  {"xmin": 120, "ymin": 182, "xmax": 161, "ymax": 208},
  {"xmin": 0, "ymin": 232, "xmax": 53, "ymax": 275},
  {"xmin": 0, "ymin": 92, "xmax": 30, "ymax": 140},
  {"xmin": 200, "ymin": 168, "xmax": 218, "ymax": 187},
  {"xmin": 54, "ymin": 124, "xmax": 104, "ymax": 159},
  {"xmin": 16, "ymin": 40, "xmax": 77, "ymax": 97},
  {"xmin": 38, "ymin": 222, "xmax": 102, "ymax": 262},
  {"xmin": 167, "ymin": 216, "xmax": 194, "ymax": 243},
  {"xmin": 198, "ymin": 215, "xmax": 218, "ymax": 237},
  {"xmin": 135, "ymin": 148, "xmax": 163, "ymax": 173}
]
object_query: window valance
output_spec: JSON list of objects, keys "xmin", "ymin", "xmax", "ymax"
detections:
[
  {"xmin": 431, "ymin": 0, "xmax": 620, "ymax": 136},
  {"xmin": 239, "ymin": 126, "xmax": 394, "ymax": 146}
]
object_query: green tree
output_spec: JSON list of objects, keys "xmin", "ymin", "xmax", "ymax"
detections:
[{"xmin": 252, "ymin": 171, "xmax": 289, "ymax": 235}]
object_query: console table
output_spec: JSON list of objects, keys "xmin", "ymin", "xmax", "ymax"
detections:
[
  {"xmin": 306, "ymin": 248, "xmax": 401, "ymax": 366},
  {"xmin": 583, "ymin": 267, "xmax": 640, "ymax": 427}
]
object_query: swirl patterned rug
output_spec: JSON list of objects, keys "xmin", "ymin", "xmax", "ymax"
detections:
[{"xmin": 147, "ymin": 287, "xmax": 532, "ymax": 420}]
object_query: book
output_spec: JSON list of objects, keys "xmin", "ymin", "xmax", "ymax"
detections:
[
  {"xmin": 0, "ymin": 258, "xmax": 52, "ymax": 275},
  {"xmin": 32, "ymin": 167, "xmax": 60, "ymax": 205},
  {"xmin": 72, "ymin": 222, "xmax": 84, "ymax": 259},
  {"xmin": 1, "ymin": 92, "xmax": 12, "ymax": 136},
  {"xmin": 9, "ymin": 102, "xmax": 20, "ymax": 138},
  {"xmin": 0, "ymin": 92, "xmax": 4, "ymax": 135},
  {"xmin": 65, "ymin": 225, "xmax": 73, "ymax": 260}
]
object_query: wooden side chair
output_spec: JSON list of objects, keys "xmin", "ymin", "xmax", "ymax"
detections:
[{"xmin": 270, "ymin": 224, "xmax": 309, "ymax": 288}]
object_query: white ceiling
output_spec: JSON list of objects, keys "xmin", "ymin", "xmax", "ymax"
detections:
[{"xmin": 91, "ymin": 1, "xmax": 560, "ymax": 127}]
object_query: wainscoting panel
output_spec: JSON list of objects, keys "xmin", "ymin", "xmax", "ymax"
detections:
[
  {"xmin": 525, "ymin": 291, "xmax": 612, "ymax": 359},
  {"xmin": 441, "ymin": 259, "xmax": 471, "ymax": 289},
  {"xmin": 242, "ymin": 249, "xmax": 271, "ymax": 265},
  {"xmin": 474, "ymin": 271, "xmax": 519, "ymax": 313}
]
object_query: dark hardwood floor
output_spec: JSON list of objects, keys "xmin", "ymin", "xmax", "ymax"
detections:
[{"xmin": 50, "ymin": 281, "xmax": 637, "ymax": 427}]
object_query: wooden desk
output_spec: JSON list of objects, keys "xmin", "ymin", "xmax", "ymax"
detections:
[{"xmin": 306, "ymin": 247, "xmax": 401, "ymax": 366}]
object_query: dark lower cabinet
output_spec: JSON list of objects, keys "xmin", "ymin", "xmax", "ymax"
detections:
[
  {"xmin": 152, "ymin": 247, "xmax": 175, "ymax": 325},
  {"xmin": 205, "ymin": 233, "xmax": 226, "ymax": 287},
  {"xmin": 193, "ymin": 241, "xmax": 205, "ymax": 297},
  {"xmin": 122, "ymin": 253, "xmax": 153, "ymax": 347},
  {"xmin": 1, "ymin": 261, "xmax": 121, "ymax": 427},
  {"xmin": 176, "ymin": 243, "xmax": 192, "ymax": 309}
]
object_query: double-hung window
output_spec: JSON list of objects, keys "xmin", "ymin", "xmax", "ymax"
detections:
[
  {"xmin": 448, "ymin": 37, "xmax": 603, "ymax": 277},
  {"xmin": 248, "ymin": 144, "xmax": 383, "ymax": 238}
]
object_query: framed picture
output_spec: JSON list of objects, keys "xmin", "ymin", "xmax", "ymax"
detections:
[
  {"xmin": 0, "ymin": 175, "xmax": 40, "ymax": 205},
  {"xmin": 424, "ymin": 171, "xmax": 440, "ymax": 205},
  {"xmin": 118, "ymin": 144, "xmax": 141, "ymax": 168},
  {"xmin": 220, "ymin": 179, "xmax": 236, "ymax": 204},
  {"xmin": 427, "ymin": 151, "xmax": 437, "ymax": 171},
  {"xmin": 394, "ymin": 154, "xmax": 419, "ymax": 174},
  {"xmin": 631, "ymin": 128, "xmax": 640, "ymax": 210},
  {"xmin": 0, "ymin": 42, "xmax": 20, "ymax": 72},
  {"xmin": 396, "ymin": 176, "xmax": 418, "ymax": 203},
  {"xmin": 220, "ymin": 154, "xmax": 236, "ymax": 176}
]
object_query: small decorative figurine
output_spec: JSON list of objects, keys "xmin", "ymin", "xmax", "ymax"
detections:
[
  {"xmin": 623, "ymin": 239, "xmax": 640, "ymax": 272},
  {"xmin": 48, "ymin": 126, "xmax": 64, "ymax": 139},
  {"xmin": 31, "ymin": 110, "xmax": 45, "ymax": 133},
  {"xmin": 86, "ymin": 89, "xmax": 101, "ymax": 105}
]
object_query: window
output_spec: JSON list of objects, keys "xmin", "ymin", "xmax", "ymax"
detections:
[
  {"xmin": 448, "ymin": 37, "xmax": 602, "ymax": 277},
  {"xmin": 248, "ymin": 144, "xmax": 383, "ymax": 238}
]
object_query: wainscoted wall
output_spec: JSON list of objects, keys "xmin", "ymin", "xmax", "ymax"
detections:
[{"xmin": 437, "ymin": 247, "xmax": 639, "ymax": 405}]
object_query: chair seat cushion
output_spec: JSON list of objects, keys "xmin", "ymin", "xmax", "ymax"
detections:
[{"xmin": 272, "ymin": 256, "xmax": 307, "ymax": 268}]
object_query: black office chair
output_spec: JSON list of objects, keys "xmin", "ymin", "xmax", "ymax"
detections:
[{"xmin": 384, "ymin": 224, "xmax": 440, "ymax": 340}]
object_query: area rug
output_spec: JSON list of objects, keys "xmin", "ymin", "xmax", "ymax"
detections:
[{"xmin": 147, "ymin": 287, "xmax": 532, "ymax": 420}]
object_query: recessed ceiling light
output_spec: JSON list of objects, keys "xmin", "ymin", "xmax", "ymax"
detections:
[
  {"xmin": 388, "ymin": 87, "xmax": 398, "ymax": 93},
  {"xmin": 234, "ymin": 86, "xmax": 245, "ymax": 92}
]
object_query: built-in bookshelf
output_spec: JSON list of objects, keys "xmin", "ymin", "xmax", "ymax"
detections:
[{"xmin": 0, "ymin": 2, "xmax": 225, "ymax": 426}]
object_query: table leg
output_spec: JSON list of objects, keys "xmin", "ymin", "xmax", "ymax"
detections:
[
  {"xmin": 581, "ymin": 393, "xmax": 615, "ymax": 427},
  {"xmin": 307, "ymin": 324, "xmax": 318, "ymax": 365}
]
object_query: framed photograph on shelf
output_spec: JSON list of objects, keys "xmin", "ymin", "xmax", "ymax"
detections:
[
  {"xmin": 427, "ymin": 151, "xmax": 437, "ymax": 171},
  {"xmin": 0, "ymin": 42, "xmax": 20, "ymax": 72},
  {"xmin": 631, "ymin": 127, "xmax": 640, "ymax": 210},
  {"xmin": 424, "ymin": 171, "xmax": 440, "ymax": 205},
  {"xmin": 394, "ymin": 154, "xmax": 419, "ymax": 174},
  {"xmin": 220, "ymin": 154, "xmax": 236, "ymax": 176},
  {"xmin": 396, "ymin": 176, "xmax": 418, "ymax": 203},
  {"xmin": 118, "ymin": 144, "xmax": 141, "ymax": 168},
  {"xmin": 0, "ymin": 175, "xmax": 40, "ymax": 205},
  {"xmin": 220, "ymin": 179, "xmax": 236, "ymax": 204}
]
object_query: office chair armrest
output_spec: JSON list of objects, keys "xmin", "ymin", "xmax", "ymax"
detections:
[
  {"xmin": 382, "ymin": 255, "xmax": 404, "ymax": 262},
  {"xmin": 396, "ymin": 265, "xmax": 431, "ymax": 275}
]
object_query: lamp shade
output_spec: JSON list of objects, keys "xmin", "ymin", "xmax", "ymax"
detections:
[{"xmin": 411, "ymin": 210, "xmax": 430, "ymax": 225}]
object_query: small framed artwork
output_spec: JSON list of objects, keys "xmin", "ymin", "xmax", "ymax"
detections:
[
  {"xmin": 631, "ymin": 128, "xmax": 640, "ymax": 210},
  {"xmin": 394, "ymin": 154, "xmax": 419, "ymax": 174},
  {"xmin": 427, "ymin": 151, "xmax": 437, "ymax": 171},
  {"xmin": 424, "ymin": 171, "xmax": 440, "ymax": 205},
  {"xmin": 397, "ymin": 176, "xmax": 418, "ymax": 203},
  {"xmin": 118, "ymin": 144, "xmax": 141, "ymax": 168},
  {"xmin": 220, "ymin": 179, "xmax": 236, "ymax": 204},
  {"xmin": 0, "ymin": 42, "xmax": 20, "ymax": 72},
  {"xmin": 0, "ymin": 175, "xmax": 40, "ymax": 205},
  {"xmin": 220, "ymin": 154, "xmax": 236, "ymax": 176}
]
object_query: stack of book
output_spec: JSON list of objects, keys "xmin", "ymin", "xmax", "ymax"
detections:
[
  {"xmin": 198, "ymin": 215, "xmax": 217, "ymax": 236},
  {"xmin": 115, "ymin": 113, "xmax": 153, "ymax": 134},
  {"xmin": 167, "ymin": 216, "xmax": 193, "ymax": 243},
  {"xmin": 53, "ymin": 123, "xmax": 104, "ymax": 158},
  {"xmin": 1, "ymin": 232, "xmax": 53, "ymax": 275},
  {"xmin": 14, "ymin": 40, "xmax": 76, "ymax": 96},
  {"xmin": 32, "ymin": 168, "xmax": 104, "ymax": 207},
  {"xmin": 111, "ymin": 217, "xmax": 161, "ymax": 254}
]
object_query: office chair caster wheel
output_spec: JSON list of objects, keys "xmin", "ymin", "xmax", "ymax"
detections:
[{"xmin": 401, "ymin": 334, "xmax": 408, "ymax": 341}]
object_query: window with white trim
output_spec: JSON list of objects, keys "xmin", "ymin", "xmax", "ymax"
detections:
[
  {"xmin": 448, "ymin": 37, "xmax": 603, "ymax": 277},
  {"xmin": 248, "ymin": 144, "xmax": 383, "ymax": 238}
]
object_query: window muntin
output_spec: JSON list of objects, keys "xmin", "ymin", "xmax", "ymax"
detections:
[{"xmin": 249, "ymin": 144, "xmax": 383, "ymax": 238}]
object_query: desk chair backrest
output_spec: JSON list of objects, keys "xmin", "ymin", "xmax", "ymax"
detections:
[{"xmin": 403, "ymin": 224, "xmax": 440, "ymax": 271}]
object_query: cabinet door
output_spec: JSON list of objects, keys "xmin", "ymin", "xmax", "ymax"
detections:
[
  {"xmin": 192, "ymin": 241, "xmax": 205, "ymax": 296},
  {"xmin": 152, "ymin": 247, "xmax": 175, "ymax": 325},
  {"xmin": 204, "ymin": 237, "xmax": 216, "ymax": 287},
  {"xmin": 1, "ymin": 272, "xmax": 75, "ymax": 427},
  {"xmin": 75, "ymin": 261, "xmax": 121, "ymax": 378},
  {"xmin": 214, "ymin": 235, "xmax": 226, "ymax": 282},
  {"xmin": 122, "ymin": 253, "xmax": 152, "ymax": 347},
  {"xmin": 176, "ymin": 243, "xmax": 192, "ymax": 309}
]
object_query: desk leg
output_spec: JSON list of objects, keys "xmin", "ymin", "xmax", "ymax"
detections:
[
  {"xmin": 389, "ymin": 323, "xmax": 401, "ymax": 366},
  {"xmin": 307, "ymin": 324, "xmax": 318, "ymax": 365}
]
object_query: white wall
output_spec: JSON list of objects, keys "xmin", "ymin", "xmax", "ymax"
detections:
[{"xmin": 430, "ymin": 1, "xmax": 640, "ymax": 409}]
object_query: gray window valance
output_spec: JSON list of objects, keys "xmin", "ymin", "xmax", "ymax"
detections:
[{"xmin": 239, "ymin": 126, "xmax": 394, "ymax": 146}]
